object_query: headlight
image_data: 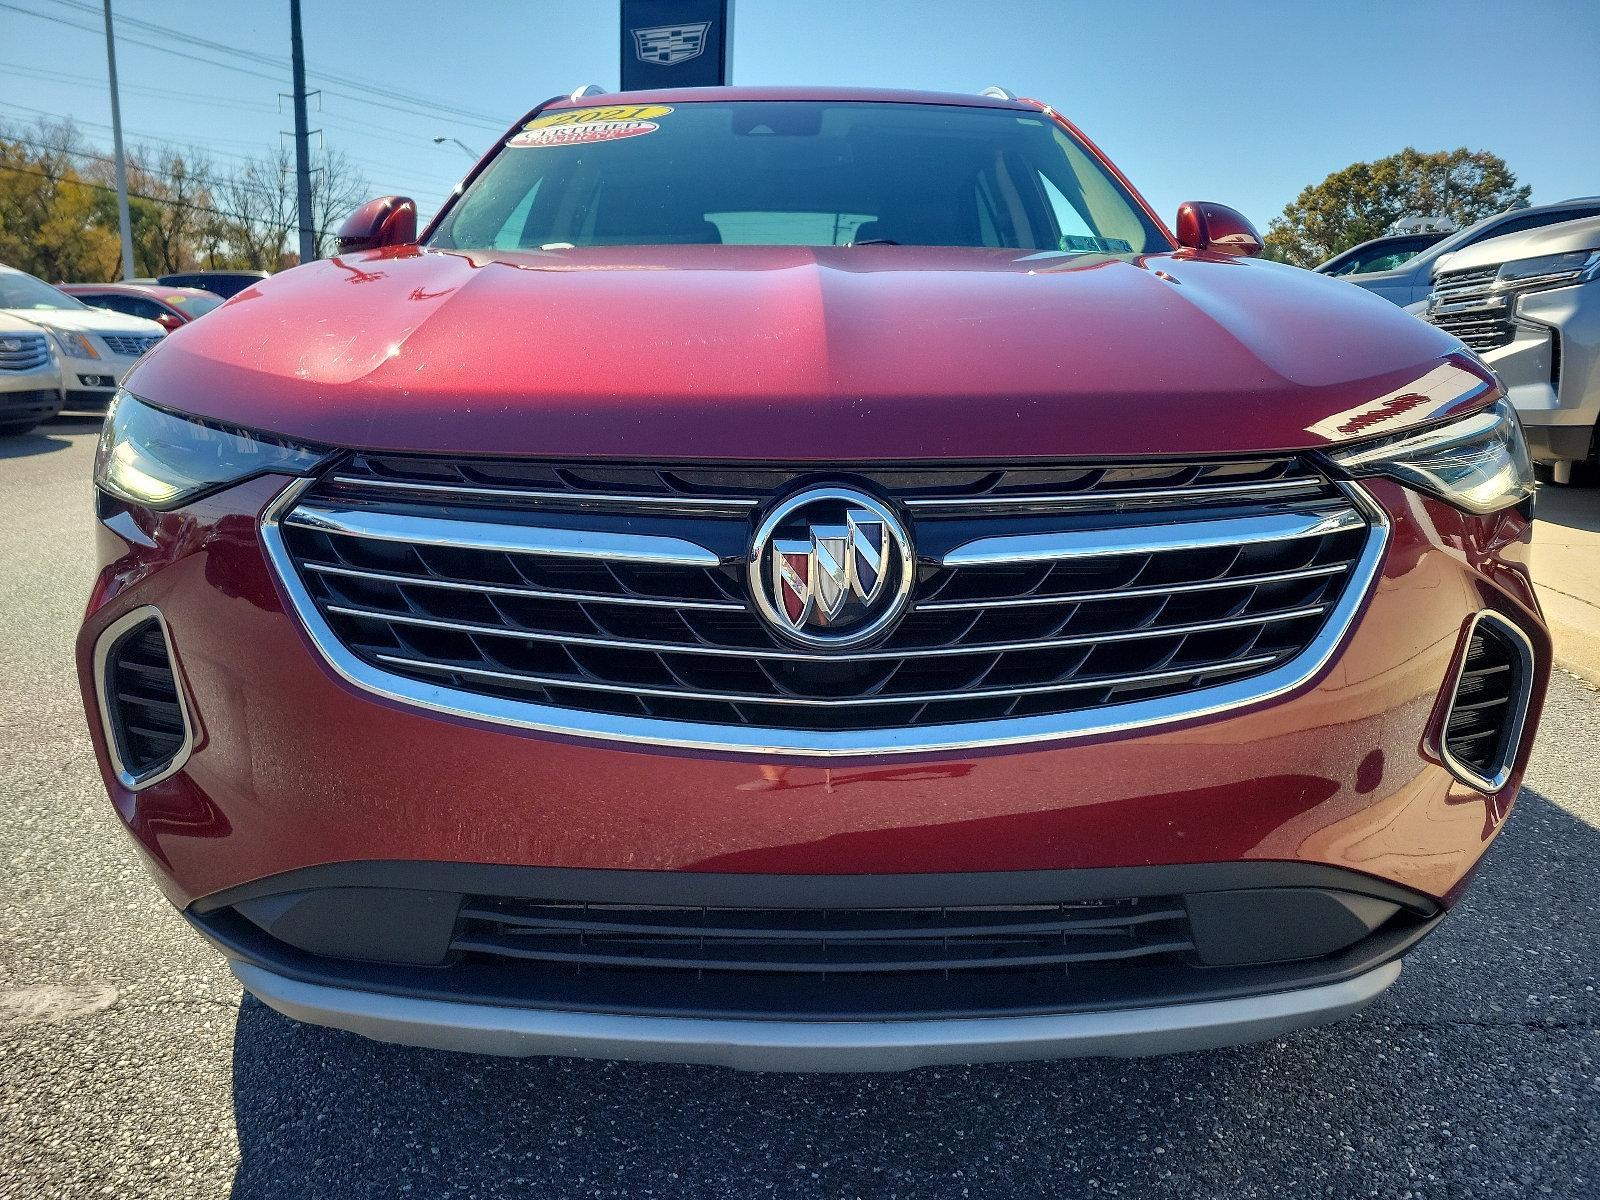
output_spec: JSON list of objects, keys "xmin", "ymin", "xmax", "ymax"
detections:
[
  {"xmin": 56, "ymin": 331, "xmax": 100, "ymax": 360},
  {"xmin": 94, "ymin": 392, "xmax": 331, "ymax": 509},
  {"xmin": 1327, "ymin": 397, "xmax": 1534, "ymax": 515},
  {"xmin": 1495, "ymin": 248, "xmax": 1600, "ymax": 293}
]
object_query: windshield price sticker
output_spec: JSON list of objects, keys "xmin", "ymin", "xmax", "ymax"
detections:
[{"xmin": 507, "ymin": 105, "xmax": 673, "ymax": 149}]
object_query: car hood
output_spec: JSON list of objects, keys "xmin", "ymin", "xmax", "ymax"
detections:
[
  {"xmin": 1436, "ymin": 215, "xmax": 1600, "ymax": 274},
  {"xmin": 126, "ymin": 244, "xmax": 1489, "ymax": 460},
  {"xmin": 3, "ymin": 307, "xmax": 167, "ymax": 336}
]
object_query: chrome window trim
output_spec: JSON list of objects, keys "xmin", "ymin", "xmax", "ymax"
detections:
[
  {"xmin": 260, "ymin": 476, "xmax": 1390, "ymax": 757},
  {"xmin": 1438, "ymin": 610, "xmax": 1536, "ymax": 794},
  {"xmin": 91, "ymin": 605, "xmax": 196, "ymax": 790}
]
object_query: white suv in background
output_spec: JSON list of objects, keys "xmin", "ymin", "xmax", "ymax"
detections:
[
  {"xmin": 0, "ymin": 265, "xmax": 165, "ymax": 413},
  {"xmin": 0, "ymin": 312, "xmax": 64, "ymax": 436},
  {"xmin": 1427, "ymin": 215, "xmax": 1600, "ymax": 484},
  {"xmin": 1351, "ymin": 197, "xmax": 1600, "ymax": 309}
]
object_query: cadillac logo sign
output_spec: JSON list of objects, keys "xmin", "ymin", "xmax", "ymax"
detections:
[
  {"xmin": 631, "ymin": 21, "xmax": 711, "ymax": 66},
  {"xmin": 748, "ymin": 486, "xmax": 914, "ymax": 649}
]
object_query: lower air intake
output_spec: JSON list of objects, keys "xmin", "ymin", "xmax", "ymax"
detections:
[
  {"xmin": 97, "ymin": 611, "xmax": 190, "ymax": 787},
  {"xmin": 1442, "ymin": 613, "xmax": 1534, "ymax": 791}
]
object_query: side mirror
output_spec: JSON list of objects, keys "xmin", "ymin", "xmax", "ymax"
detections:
[
  {"xmin": 155, "ymin": 312, "xmax": 184, "ymax": 332},
  {"xmin": 1174, "ymin": 201, "xmax": 1264, "ymax": 257},
  {"xmin": 335, "ymin": 196, "xmax": 418, "ymax": 253}
]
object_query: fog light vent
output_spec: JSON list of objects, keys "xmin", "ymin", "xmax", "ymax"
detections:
[
  {"xmin": 1441, "ymin": 613, "xmax": 1534, "ymax": 792},
  {"xmin": 94, "ymin": 609, "xmax": 191, "ymax": 788}
]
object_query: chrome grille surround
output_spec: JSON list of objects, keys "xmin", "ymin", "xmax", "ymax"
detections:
[
  {"xmin": 0, "ymin": 333, "xmax": 51, "ymax": 371},
  {"xmin": 262, "ymin": 456, "xmax": 1388, "ymax": 756},
  {"xmin": 1427, "ymin": 265, "xmax": 1514, "ymax": 352}
]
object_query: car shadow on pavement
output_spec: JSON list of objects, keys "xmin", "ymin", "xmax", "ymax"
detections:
[
  {"xmin": 0, "ymin": 427, "xmax": 76, "ymax": 459},
  {"xmin": 1536, "ymin": 484, "xmax": 1600, "ymax": 535},
  {"xmin": 224, "ymin": 785, "xmax": 1600, "ymax": 1200}
]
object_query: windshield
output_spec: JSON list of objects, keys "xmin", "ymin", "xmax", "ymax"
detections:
[
  {"xmin": 165, "ymin": 293, "xmax": 223, "ymax": 318},
  {"xmin": 430, "ymin": 101, "xmax": 1167, "ymax": 254},
  {"xmin": 0, "ymin": 271, "xmax": 88, "ymax": 311}
]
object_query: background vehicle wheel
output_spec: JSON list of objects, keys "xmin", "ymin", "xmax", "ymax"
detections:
[{"xmin": 0, "ymin": 420, "xmax": 44, "ymax": 438}]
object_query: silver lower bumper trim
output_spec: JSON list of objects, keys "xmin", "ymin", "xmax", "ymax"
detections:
[{"xmin": 232, "ymin": 959, "xmax": 1401, "ymax": 1073}]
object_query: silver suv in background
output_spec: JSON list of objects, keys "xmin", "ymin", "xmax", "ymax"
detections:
[
  {"xmin": 1349, "ymin": 197, "xmax": 1600, "ymax": 309},
  {"xmin": 1427, "ymin": 215, "xmax": 1600, "ymax": 484}
]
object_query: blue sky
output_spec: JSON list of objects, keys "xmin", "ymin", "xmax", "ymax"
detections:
[{"xmin": 4, "ymin": 0, "xmax": 1596, "ymax": 232}]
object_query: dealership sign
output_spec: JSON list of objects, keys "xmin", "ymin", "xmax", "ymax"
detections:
[{"xmin": 620, "ymin": 0, "xmax": 731, "ymax": 90}]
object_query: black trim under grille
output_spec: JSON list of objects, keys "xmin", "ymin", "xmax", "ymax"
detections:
[
  {"xmin": 453, "ymin": 895, "xmax": 1191, "ymax": 975},
  {"xmin": 278, "ymin": 454, "xmax": 1372, "ymax": 734},
  {"xmin": 191, "ymin": 861, "xmax": 1441, "ymax": 1022},
  {"xmin": 102, "ymin": 618, "xmax": 185, "ymax": 777}
]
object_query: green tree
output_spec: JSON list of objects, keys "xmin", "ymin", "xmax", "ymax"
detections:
[{"xmin": 1265, "ymin": 148, "xmax": 1531, "ymax": 267}]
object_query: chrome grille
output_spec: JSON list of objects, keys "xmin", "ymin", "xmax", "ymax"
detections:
[
  {"xmin": 1427, "ymin": 265, "xmax": 1514, "ymax": 351},
  {"xmin": 268, "ymin": 454, "xmax": 1382, "ymax": 752},
  {"xmin": 98, "ymin": 332, "xmax": 163, "ymax": 357},
  {"xmin": 0, "ymin": 333, "xmax": 50, "ymax": 371}
]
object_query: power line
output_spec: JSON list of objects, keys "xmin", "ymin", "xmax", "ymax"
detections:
[
  {"xmin": 41, "ymin": 0, "xmax": 512, "ymax": 127},
  {"xmin": 1, "ymin": 99, "xmax": 463, "ymax": 196},
  {"xmin": 7, "ymin": 1, "xmax": 509, "ymax": 131}
]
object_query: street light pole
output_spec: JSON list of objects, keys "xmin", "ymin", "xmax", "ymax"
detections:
[
  {"xmin": 102, "ymin": 0, "xmax": 135, "ymax": 280},
  {"xmin": 432, "ymin": 137, "xmax": 477, "ymax": 160}
]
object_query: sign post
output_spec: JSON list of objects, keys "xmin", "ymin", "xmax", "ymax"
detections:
[{"xmin": 620, "ymin": 0, "xmax": 732, "ymax": 91}]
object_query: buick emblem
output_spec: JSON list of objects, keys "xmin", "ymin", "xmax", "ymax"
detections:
[{"xmin": 748, "ymin": 486, "xmax": 914, "ymax": 649}]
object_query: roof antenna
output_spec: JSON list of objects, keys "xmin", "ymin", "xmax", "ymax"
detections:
[
  {"xmin": 570, "ymin": 84, "xmax": 607, "ymax": 100},
  {"xmin": 979, "ymin": 86, "xmax": 1017, "ymax": 101}
]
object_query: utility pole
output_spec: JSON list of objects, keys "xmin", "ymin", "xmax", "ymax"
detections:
[
  {"xmin": 289, "ymin": 0, "xmax": 315, "ymax": 263},
  {"xmin": 102, "ymin": 0, "xmax": 134, "ymax": 280}
]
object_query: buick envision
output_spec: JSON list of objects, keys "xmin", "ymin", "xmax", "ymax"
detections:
[{"xmin": 78, "ymin": 87, "xmax": 1548, "ymax": 1071}]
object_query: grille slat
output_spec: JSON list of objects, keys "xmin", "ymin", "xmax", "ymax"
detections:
[
  {"xmin": 97, "ymin": 332, "xmax": 163, "ymax": 357},
  {"xmin": 278, "ymin": 455, "xmax": 1373, "ymax": 737},
  {"xmin": 1441, "ymin": 615, "xmax": 1533, "ymax": 789},
  {"xmin": 0, "ymin": 334, "xmax": 50, "ymax": 371},
  {"xmin": 452, "ymin": 896, "xmax": 1194, "ymax": 977},
  {"xmin": 1428, "ymin": 266, "xmax": 1515, "ymax": 351},
  {"xmin": 99, "ymin": 616, "xmax": 188, "ymax": 782}
]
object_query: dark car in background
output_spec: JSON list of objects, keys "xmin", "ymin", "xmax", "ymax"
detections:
[
  {"xmin": 1314, "ymin": 232, "xmax": 1449, "ymax": 277},
  {"xmin": 155, "ymin": 270, "xmax": 270, "ymax": 300},
  {"xmin": 59, "ymin": 283, "xmax": 223, "ymax": 332}
]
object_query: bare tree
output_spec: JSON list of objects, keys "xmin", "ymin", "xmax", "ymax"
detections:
[
  {"xmin": 309, "ymin": 146, "xmax": 370, "ymax": 259},
  {"xmin": 124, "ymin": 145, "xmax": 220, "ymax": 274},
  {"xmin": 219, "ymin": 146, "xmax": 296, "ymax": 270}
]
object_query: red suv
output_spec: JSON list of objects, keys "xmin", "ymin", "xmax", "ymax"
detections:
[{"xmin": 78, "ymin": 87, "xmax": 1547, "ymax": 1071}]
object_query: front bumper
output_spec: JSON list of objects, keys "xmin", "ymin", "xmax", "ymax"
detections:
[
  {"xmin": 1483, "ymin": 282, "xmax": 1600, "ymax": 462},
  {"xmin": 78, "ymin": 462, "xmax": 1547, "ymax": 1063},
  {"xmin": 0, "ymin": 360, "xmax": 64, "ymax": 427},
  {"xmin": 231, "ymin": 957, "xmax": 1402, "ymax": 1072}
]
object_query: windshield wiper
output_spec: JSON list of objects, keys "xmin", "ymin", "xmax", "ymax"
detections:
[{"xmin": 850, "ymin": 238, "xmax": 900, "ymax": 246}]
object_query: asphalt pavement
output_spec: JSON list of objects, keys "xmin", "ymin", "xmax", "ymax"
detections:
[{"xmin": 2, "ymin": 417, "xmax": 1598, "ymax": 1200}]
